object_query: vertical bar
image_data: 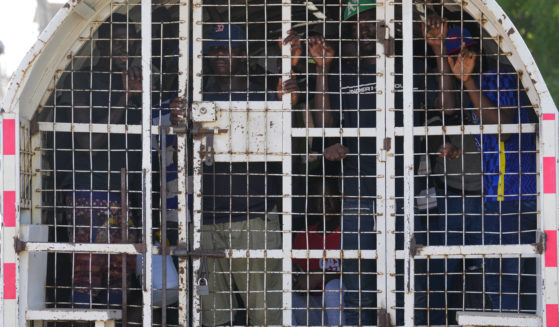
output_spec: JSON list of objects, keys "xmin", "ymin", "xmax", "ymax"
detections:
[
  {"xmin": 384, "ymin": 2, "xmax": 398, "ymax": 323},
  {"xmin": 160, "ymin": 127, "xmax": 168, "ymax": 326},
  {"xmin": 281, "ymin": 1, "xmax": 293, "ymax": 325},
  {"xmin": 141, "ymin": 0, "xmax": 153, "ymax": 325},
  {"xmin": 177, "ymin": 0, "xmax": 191, "ymax": 325},
  {"xmin": 402, "ymin": 1, "xmax": 415, "ymax": 326},
  {"xmin": 375, "ymin": 0, "xmax": 388, "ymax": 320},
  {"xmin": 191, "ymin": 2, "xmax": 203, "ymax": 326},
  {"xmin": 541, "ymin": 112, "xmax": 558, "ymax": 325},
  {"xmin": 120, "ymin": 168, "xmax": 128, "ymax": 326},
  {"xmin": 2, "ymin": 113, "xmax": 20, "ymax": 327}
]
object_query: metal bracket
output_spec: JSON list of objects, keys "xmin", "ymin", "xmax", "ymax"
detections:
[
  {"xmin": 409, "ymin": 234, "xmax": 423, "ymax": 257},
  {"xmin": 377, "ymin": 21, "xmax": 395, "ymax": 56},
  {"xmin": 535, "ymin": 231, "xmax": 547, "ymax": 255},
  {"xmin": 378, "ymin": 308, "xmax": 393, "ymax": 327},
  {"xmin": 192, "ymin": 124, "xmax": 228, "ymax": 166},
  {"xmin": 192, "ymin": 101, "xmax": 216, "ymax": 122}
]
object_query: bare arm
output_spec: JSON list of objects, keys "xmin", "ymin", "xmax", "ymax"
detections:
[
  {"xmin": 309, "ymin": 35, "xmax": 335, "ymax": 128},
  {"xmin": 422, "ymin": 16, "xmax": 456, "ymax": 113}
]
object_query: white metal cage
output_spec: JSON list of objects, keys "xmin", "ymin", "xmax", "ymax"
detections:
[{"xmin": 1, "ymin": 1, "xmax": 557, "ymax": 327}]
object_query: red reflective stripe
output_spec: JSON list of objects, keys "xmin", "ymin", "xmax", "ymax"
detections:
[
  {"xmin": 544, "ymin": 157, "xmax": 557, "ymax": 194},
  {"xmin": 2, "ymin": 119, "xmax": 15, "ymax": 155},
  {"xmin": 3, "ymin": 191, "xmax": 16, "ymax": 227},
  {"xmin": 543, "ymin": 113, "xmax": 556, "ymax": 121},
  {"xmin": 546, "ymin": 230, "xmax": 558, "ymax": 268},
  {"xmin": 548, "ymin": 304, "xmax": 559, "ymax": 327},
  {"xmin": 3, "ymin": 263, "xmax": 16, "ymax": 300}
]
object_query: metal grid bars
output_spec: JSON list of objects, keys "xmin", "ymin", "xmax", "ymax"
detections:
[
  {"xmin": 2, "ymin": 0, "xmax": 557, "ymax": 326},
  {"xmin": 392, "ymin": 1, "xmax": 544, "ymax": 326},
  {"xmin": 25, "ymin": 1, "xmax": 184, "ymax": 325},
  {"xmin": 191, "ymin": 1, "xmax": 286, "ymax": 326}
]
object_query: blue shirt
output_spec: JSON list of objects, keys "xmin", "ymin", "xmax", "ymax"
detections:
[{"xmin": 470, "ymin": 70, "xmax": 537, "ymax": 202}]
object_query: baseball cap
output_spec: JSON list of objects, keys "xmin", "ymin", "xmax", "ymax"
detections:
[
  {"xmin": 445, "ymin": 27, "xmax": 479, "ymax": 55},
  {"xmin": 344, "ymin": 0, "xmax": 376, "ymax": 21},
  {"xmin": 203, "ymin": 24, "xmax": 246, "ymax": 54}
]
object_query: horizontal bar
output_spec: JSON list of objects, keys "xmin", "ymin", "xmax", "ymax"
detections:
[
  {"xmin": 38, "ymin": 122, "xmax": 535, "ymax": 138},
  {"xmin": 26, "ymin": 309, "xmax": 122, "ymax": 321},
  {"xmin": 23, "ymin": 243, "xmax": 377, "ymax": 259},
  {"xmin": 456, "ymin": 311, "xmax": 541, "ymax": 326},
  {"xmin": 292, "ymin": 128, "xmax": 377, "ymax": 137},
  {"xmin": 26, "ymin": 243, "xmax": 537, "ymax": 259},
  {"xmin": 395, "ymin": 123, "xmax": 536, "ymax": 137},
  {"xmin": 291, "ymin": 124, "xmax": 535, "ymax": 138},
  {"xmin": 411, "ymin": 244, "xmax": 539, "ymax": 258},
  {"xmin": 24, "ymin": 242, "xmax": 142, "ymax": 255},
  {"xmin": 37, "ymin": 122, "xmax": 182, "ymax": 135},
  {"xmin": 226, "ymin": 249, "xmax": 377, "ymax": 259}
]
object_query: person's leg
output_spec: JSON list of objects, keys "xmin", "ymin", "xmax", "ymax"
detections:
[
  {"xmin": 484, "ymin": 200, "xmax": 521, "ymax": 311},
  {"xmin": 200, "ymin": 222, "xmax": 236, "ymax": 326},
  {"xmin": 292, "ymin": 291, "xmax": 324, "ymax": 326},
  {"xmin": 341, "ymin": 198, "xmax": 376, "ymax": 326},
  {"xmin": 324, "ymin": 278, "xmax": 345, "ymax": 326},
  {"xmin": 234, "ymin": 216, "xmax": 282, "ymax": 326},
  {"xmin": 70, "ymin": 191, "xmax": 107, "ymax": 307}
]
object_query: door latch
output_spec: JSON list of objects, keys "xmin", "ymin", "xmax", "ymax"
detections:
[{"xmin": 192, "ymin": 125, "xmax": 228, "ymax": 166}]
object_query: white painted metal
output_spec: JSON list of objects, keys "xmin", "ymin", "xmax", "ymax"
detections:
[
  {"xmin": 412, "ymin": 244, "xmax": 540, "ymax": 257},
  {"xmin": 195, "ymin": 102, "xmax": 284, "ymax": 162},
  {"xmin": 141, "ymin": 0, "xmax": 153, "ymax": 326},
  {"xmin": 402, "ymin": 1, "xmax": 415, "ymax": 327},
  {"xmin": 375, "ymin": 2, "xmax": 389, "ymax": 323},
  {"xmin": 281, "ymin": 1, "xmax": 294, "ymax": 325},
  {"xmin": 190, "ymin": 2, "xmax": 204, "ymax": 326},
  {"xmin": 456, "ymin": 311, "xmax": 541, "ymax": 326},
  {"xmin": 177, "ymin": 0, "xmax": 191, "ymax": 325},
  {"xmin": 26, "ymin": 309, "xmax": 122, "ymax": 321},
  {"xmin": 385, "ymin": 1, "xmax": 398, "ymax": 324},
  {"xmin": 0, "ymin": 0, "xmax": 557, "ymax": 326},
  {"xmin": 292, "ymin": 124, "xmax": 537, "ymax": 138}
]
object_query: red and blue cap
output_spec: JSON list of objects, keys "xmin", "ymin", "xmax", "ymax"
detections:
[
  {"xmin": 204, "ymin": 24, "xmax": 246, "ymax": 54},
  {"xmin": 446, "ymin": 27, "xmax": 478, "ymax": 55}
]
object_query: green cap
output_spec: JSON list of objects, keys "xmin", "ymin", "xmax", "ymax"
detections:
[{"xmin": 343, "ymin": 0, "xmax": 376, "ymax": 21}]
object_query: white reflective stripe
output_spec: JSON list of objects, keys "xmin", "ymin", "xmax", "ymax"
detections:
[
  {"xmin": 456, "ymin": 311, "xmax": 541, "ymax": 327},
  {"xmin": 140, "ymin": 0, "xmax": 153, "ymax": 325},
  {"xmin": 402, "ymin": 1, "xmax": 415, "ymax": 327}
]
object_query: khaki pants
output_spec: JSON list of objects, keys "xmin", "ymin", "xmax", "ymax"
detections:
[{"xmin": 200, "ymin": 216, "xmax": 282, "ymax": 326}]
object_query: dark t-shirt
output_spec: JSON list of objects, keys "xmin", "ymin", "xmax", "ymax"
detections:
[
  {"xmin": 201, "ymin": 78, "xmax": 281, "ymax": 224},
  {"xmin": 327, "ymin": 60, "xmax": 435, "ymax": 197}
]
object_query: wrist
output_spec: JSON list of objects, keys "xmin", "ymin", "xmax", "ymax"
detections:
[
  {"xmin": 315, "ymin": 64, "xmax": 331, "ymax": 74},
  {"xmin": 463, "ymin": 78, "xmax": 477, "ymax": 89}
]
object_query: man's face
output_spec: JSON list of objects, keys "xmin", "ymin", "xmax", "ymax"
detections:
[
  {"xmin": 352, "ymin": 9, "xmax": 377, "ymax": 55},
  {"xmin": 111, "ymin": 26, "xmax": 130, "ymax": 70},
  {"xmin": 207, "ymin": 45, "xmax": 244, "ymax": 75}
]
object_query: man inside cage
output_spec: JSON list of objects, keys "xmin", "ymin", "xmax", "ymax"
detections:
[
  {"xmin": 198, "ymin": 23, "xmax": 286, "ymax": 326},
  {"xmin": 433, "ymin": 24, "xmax": 537, "ymax": 311},
  {"xmin": 291, "ymin": 178, "xmax": 346, "ymax": 326},
  {"xmin": 307, "ymin": 0, "xmax": 438, "ymax": 324},
  {"xmin": 58, "ymin": 13, "xmax": 142, "ymax": 308}
]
